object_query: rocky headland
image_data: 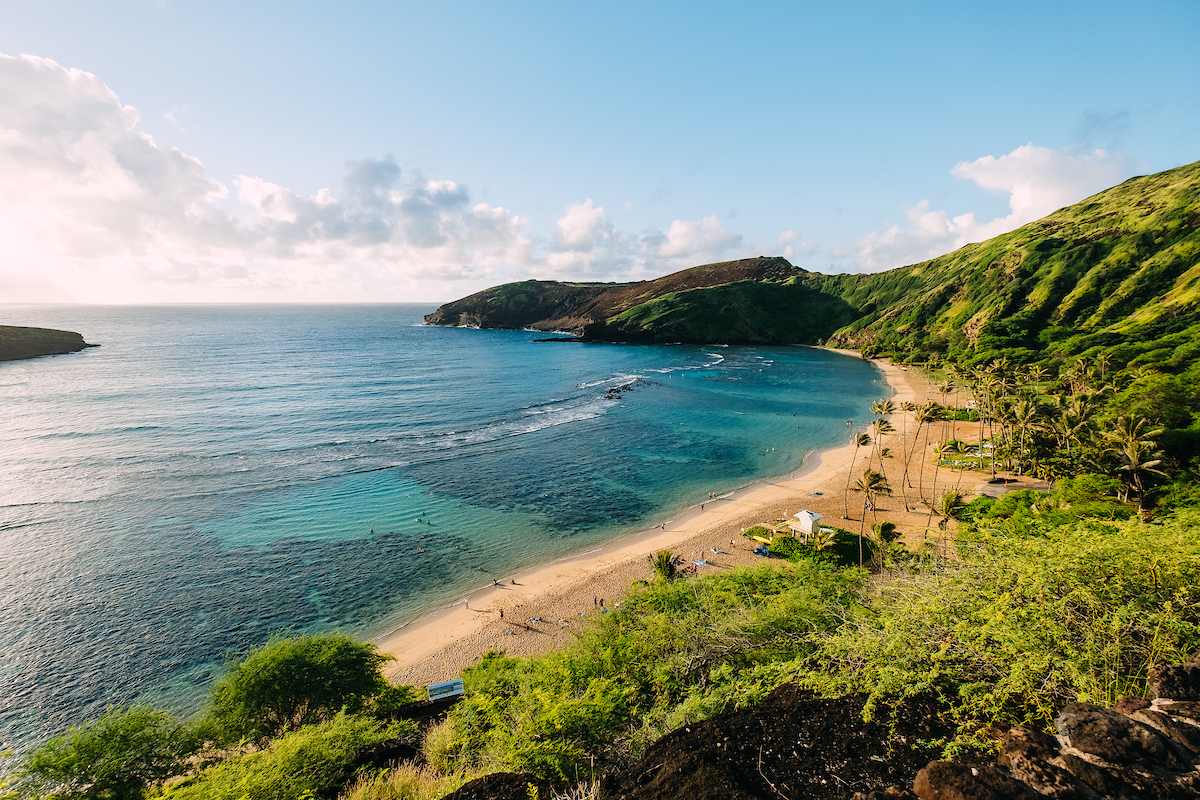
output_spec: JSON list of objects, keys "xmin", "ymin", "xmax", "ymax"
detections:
[{"xmin": 0, "ymin": 325, "xmax": 95, "ymax": 361}]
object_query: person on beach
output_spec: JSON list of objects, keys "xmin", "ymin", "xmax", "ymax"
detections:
[
  {"xmin": 464, "ymin": 598, "xmax": 469, "ymax": 609},
  {"xmin": 499, "ymin": 608, "xmax": 504, "ymax": 619}
]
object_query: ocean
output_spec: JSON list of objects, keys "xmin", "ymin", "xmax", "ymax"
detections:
[{"xmin": 0, "ymin": 304, "xmax": 884, "ymax": 750}]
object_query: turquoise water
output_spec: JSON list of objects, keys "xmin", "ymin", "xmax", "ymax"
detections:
[{"xmin": 0, "ymin": 304, "xmax": 884, "ymax": 749}]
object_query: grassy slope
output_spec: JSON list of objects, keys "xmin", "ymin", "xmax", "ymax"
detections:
[{"xmin": 819, "ymin": 159, "xmax": 1200, "ymax": 368}]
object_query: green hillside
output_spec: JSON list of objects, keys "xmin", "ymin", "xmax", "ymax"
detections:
[{"xmin": 821, "ymin": 159, "xmax": 1200, "ymax": 369}]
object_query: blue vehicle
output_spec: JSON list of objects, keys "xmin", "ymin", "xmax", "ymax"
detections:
[{"xmin": 753, "ymin": 544, "xmax": 770, "ymax": 557}]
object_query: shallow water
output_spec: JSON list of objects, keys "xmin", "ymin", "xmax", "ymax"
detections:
[{"xmin": 0, "ymin": 304, "xmax": 883, "ymax": 748}]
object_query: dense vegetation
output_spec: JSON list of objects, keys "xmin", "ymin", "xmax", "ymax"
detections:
[{"xmin": 2, "ymin": 634, "xmax": 415, "ymax": 800}]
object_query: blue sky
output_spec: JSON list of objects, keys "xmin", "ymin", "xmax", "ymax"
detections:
[{"xmin": 1, "ymin": 0, "xmax": 1197, "ymax": 302}]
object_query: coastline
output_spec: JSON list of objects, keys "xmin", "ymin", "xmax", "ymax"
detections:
[{"xmin": 378, "ymin": 351, "xmax": 944, "ymax": 686}]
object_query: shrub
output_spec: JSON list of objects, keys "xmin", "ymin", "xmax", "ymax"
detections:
[
  {"xmin": 205, "ymin": 633, "xmax": 393, "ymax": 745},
  {"xmin": 803, "ymin": 509, "xmax": 1200, "ymax": 745},
  {"xmin": 157, "ymin": 713, "xmax": 412, "ymax": 800},
  {"xmin": 436, "ymin": 563, "xmax": 863, "ymax": 780},
  {"xmin": 12, "ymin": 706, "xmax": 197, "ymax": 800},
  {"xmin": 767, "ymin": 536, "xmax": 805, "ymax": 558}
]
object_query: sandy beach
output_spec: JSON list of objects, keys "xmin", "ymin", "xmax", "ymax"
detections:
[{"xmin": 379, "ymin": 351, "xmax": 989, "ymax": 687}]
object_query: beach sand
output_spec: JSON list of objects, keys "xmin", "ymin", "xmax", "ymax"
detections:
[{"xmin": 379, "ymin": 352, "xmax": 991, "ymax": 687}]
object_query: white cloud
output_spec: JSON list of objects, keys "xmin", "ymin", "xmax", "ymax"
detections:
[
  {"xmin": 539, "ymin": 202, "xmax": 747, "ymax": 280},
  {"xmin": 832, "ymin": 144, "xmax": 1143, "ymax": 273},
  {"xmin": 0, "ymin": 51, "xmax": 753, "ymax": 302},
  {"xmin": 555, "ymin": 198, "xmax": 610, "ymax": 250}
]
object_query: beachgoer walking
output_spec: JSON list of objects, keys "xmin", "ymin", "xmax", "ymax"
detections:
[
  {"xmin": 499, "ymin": 608, "xmax": 504, "ymax": 619},
  {"xmin": 464, "ymin": 598, "xmax": 469, "ymax": 609}
]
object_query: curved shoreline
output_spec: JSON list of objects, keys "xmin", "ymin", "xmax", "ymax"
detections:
[{"xmin": 377, "ymin": 352, "xmax": 929, "ymax": 686}]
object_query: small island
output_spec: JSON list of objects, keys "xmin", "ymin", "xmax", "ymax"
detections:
[{"xmin": 0, "ymin": 325, "xmax": 96, "ymax": 362}]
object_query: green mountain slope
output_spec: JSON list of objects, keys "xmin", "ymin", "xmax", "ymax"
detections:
[
  {"xmin": 822, "ymin": 159, "xmax": 1200, "ymax": 367},
  {"xmin": 426, "ymin": 159, "xmax": 1200, "ymax": 367}
]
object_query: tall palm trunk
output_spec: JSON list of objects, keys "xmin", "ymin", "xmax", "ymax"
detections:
[{"xmin": 843, "ymin": 433, "xmax": 869, "ymax": 518}]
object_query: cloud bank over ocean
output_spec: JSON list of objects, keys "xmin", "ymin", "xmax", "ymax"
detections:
[{"xmin": 0, "ymin": 53, "xmax": 1144, "ymax": 302}]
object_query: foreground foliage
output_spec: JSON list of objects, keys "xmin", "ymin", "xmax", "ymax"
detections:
[
  {"xmin": 8, "ymin": 706, "xmax": 196, "ymax": 800},
  {"xmin": 436, "ymin": 562, "xmax": 864, "ymax": 780},
  {"xmin": 154, "ymin": 713, "xmax": 412, "ymax": 800},
  {"xmin": 804, "ymin": 507, "xmax": 1200, "ymax": 749}
]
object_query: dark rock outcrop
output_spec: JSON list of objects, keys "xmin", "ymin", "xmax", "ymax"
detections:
[
  {"xmin": 597, "ymin": 686, "xmax": 970, "ymax": 800},
  {"xmin": 864, "ymin": 654, "xmax": 1200, "ymax": 800},
  {"xmin": 0, "ymin": 325, "xmax": 95, "ymax": 361}
]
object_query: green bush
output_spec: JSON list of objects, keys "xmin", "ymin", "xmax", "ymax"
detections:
[
  {"xmin": 11, "ymin": 706, "xmax": 197, "ymax": 800},
  {"xmin": 205, "ymin": 633, "xmax": 394, "ymax": 745},
  {"xmin": 802, "ymin": 509, "xmax": 1200, "ymax": 746},
  {"xmin": 156, "ymin": 713, "xmax": 412, "ymax": 800},
  {"xmin": 767, "ymin": 536, "xmax": 805, "ymax": 558}
]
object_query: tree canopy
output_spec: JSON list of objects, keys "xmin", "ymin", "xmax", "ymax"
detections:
[
  {"xmin": 11, "ymin": 705, "xmax": 196, "ymax": 800},
  {"xmin": 205, "ymin": 633, "xmax": 394, "ymax": 745}
]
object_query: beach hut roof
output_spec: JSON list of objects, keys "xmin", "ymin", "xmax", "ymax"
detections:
[{"xmin": 793, "ymin": 510, "xmax": 823, "ymax": 521}]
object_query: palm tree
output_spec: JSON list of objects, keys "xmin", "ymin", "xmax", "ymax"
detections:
[
  {"xmin": 1009, "ymin": 395, "xmax": 1044, "ymax": 476},
  {"xmin": 852, "ymin": 469, "xmax": 892, "ymax": 522},
  {"xmin": 870, "ymin": 417, "xmax": 895, "ymax": 475},
  {"xmin": 913, "ymin": 403, "xmax": 945, "ymax": 503},
  {"xmin": 1104, "ymin": 416, "xmax": 1167, "ymax": 510},
  {"xmin": 852, "ymin": 469, "xmax": 892, "ymax": 565},
  {"xmin": 899, "ymin": 402, "xmax": 939, "ymax": 506},
  {"xmin": 843, "ymin": 432, "xmax": 871, "ymax": 518},
  {"xmin": 648, "ymin": 549, "xmax": 676, "ymax": 581},
  {"xmin": 934, "ymin": 491, "xmax": 964, "ymax": 530},
  {"xmin": 872, "ymin": 399, "xmax": 897, "ymax": 418},
  {"xmin": 811, "ymin": 527, "xmax": 837, "ymax": 552}
]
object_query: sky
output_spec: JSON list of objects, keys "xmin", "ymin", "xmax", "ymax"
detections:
[{"xmin": 1, "ymin": 0, "xmax": 1197, "ymax": 304}]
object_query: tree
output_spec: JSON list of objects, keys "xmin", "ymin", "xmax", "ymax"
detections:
[
  {"xmin": 12, "ymin": 705, "xmax": 196, "ymax": 800},
  {"xmin": 1104, "ymin": 416, "xmax": 1168, "ymax": 511},
  {"xmin": 852, "ymin": 469, "xmax": 892, "ymax": 564},
  {"xmin": 914, "ymin": 403, "xmax": 945, "ymax": 502},
  {"xmin": 1009, "ymin": 395, "xmax": 1045, "ymax": 476},
  {"xmin": 870, "ymin": 417, "xmax": 895, "ymax": 475},
  {"xmin": 206, "ymin": 633, "xmax": 393, "ymax": 745},
  {"xmin": 843, "ymin": 433, "xmax": 871, "ymax": 518},
  {"xmin": 871, "ymin": 521, "xmax": 901, "ymax": 544},
  {"xmin": 648, "ymin": 549, "xmax": 677, "ymax": 581},
  {"xmin": 935, "ymin": 491, "xmax": 965, "ymax": 530}
]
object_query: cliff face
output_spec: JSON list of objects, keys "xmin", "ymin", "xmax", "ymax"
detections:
[{"xmin": 0, "ymin": 325, "xmax": 95, "ymax": 361}]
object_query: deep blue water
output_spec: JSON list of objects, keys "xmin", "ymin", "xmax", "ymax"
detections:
[{"xmin": 0, "ymin": 304, "xmax": 884, "ymax": 750}]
